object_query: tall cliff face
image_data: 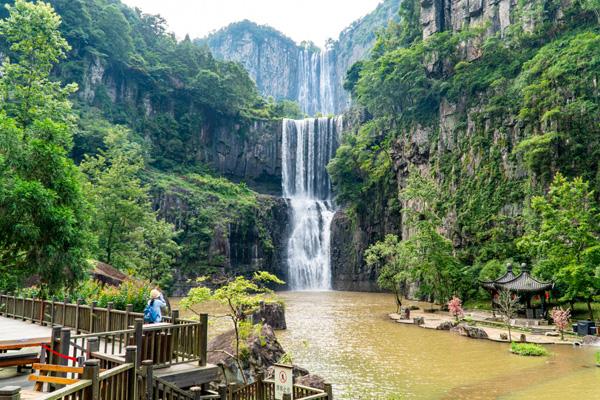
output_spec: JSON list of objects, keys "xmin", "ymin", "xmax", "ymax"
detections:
[
  {"xmin": 329, "ymin": 0, "xmax": 596, "ymax": 292},
  {"xmin": 201, "ymin": 21, "xmax": 300, "ymax": 106},
  {"xmin": 201, "ymin": 0, "xmax": 402, "ymax": 115}
]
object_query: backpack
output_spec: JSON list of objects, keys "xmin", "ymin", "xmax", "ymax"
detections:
[{"xmin": 144, "ymin": 299, "xmax": 159, "ymax": 323}]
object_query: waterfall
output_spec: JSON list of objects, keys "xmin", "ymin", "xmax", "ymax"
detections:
[
  {"xmin": 296, "ymin": 47, "xmax": 336, "ymax": 116},
  {"xmin": 282, "ymin": 117, "xmax": 342, "ymax": 290}
]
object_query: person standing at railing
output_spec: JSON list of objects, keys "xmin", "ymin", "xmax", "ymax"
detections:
[{"xmin": 144, "ymin": 289, "xmax": 167, "ymax": 323}]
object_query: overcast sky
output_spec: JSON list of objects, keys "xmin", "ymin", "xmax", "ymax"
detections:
[{"xmin": 121, "ymin": 0, "xmax": 384, "ymax": 46}]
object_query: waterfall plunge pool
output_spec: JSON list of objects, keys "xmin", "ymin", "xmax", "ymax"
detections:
[{"xmin": 173, "ymin": 291, "xmax": 598, "ymax": 399}]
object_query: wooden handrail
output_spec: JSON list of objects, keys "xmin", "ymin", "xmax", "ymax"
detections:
[
  {"xmin": 36, "ymin": 379, "xmax": 92, "ymax": 400},
  {"xmin": 98, "ymin": 363, "xmax": 133, "ymax": 380}
]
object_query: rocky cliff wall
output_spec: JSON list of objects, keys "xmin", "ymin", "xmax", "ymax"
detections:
[
  {"xmin": 202, "ymin": 0, "xmax": 402, "ymax": 115},
  {"xmin": 329, "ymin": 0, "xmax": 567, "ymax": 292}
]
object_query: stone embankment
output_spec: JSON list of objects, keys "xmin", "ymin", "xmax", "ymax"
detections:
[{"xmin": 389, "ymin": 309, "xmax": 584, "ymax": 345}]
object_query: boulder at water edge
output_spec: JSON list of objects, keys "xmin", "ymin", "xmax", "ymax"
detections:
[
  {"xmin": 251, "ymin": 301, "xmax": 287, "ymax": 330},
  {"xmin": 208, "ymin": 324, "xmax": 285, "ymax": 384},
  {"xmin": 452, "ymin": 324, "xmax": 489, "ymax": 339}
]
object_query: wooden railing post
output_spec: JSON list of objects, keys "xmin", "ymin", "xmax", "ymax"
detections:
[
  {"xmin": 61, "ymin": 299, "xmax": 67, "ymax": 326},
  {"xmin": 0, "ymin": 386, "xmax": 21, "ymax": 400},
  {"xmin": 142, "ymin": 360, "xmax": 153, "ymax": 400},
  {"xmin": 21, "ymin": 296, "xmax": 25, "ymax": 321},
  {"xmin": 106, "ymin": 302, "xmax": 114, "ymax": 331},
  {"xmin": 30, "ymin": 297, "xmax": 35, "ymax": 322},
  {"xmin": 171, "ymin": 309, "xmax": 179, "ymax": 324},
  {"xmin": 324, "ymin": 383, "xmax": 333, "ymax": 399},
  {"xmin": 256, "ymin": 373, "xmax": 265, "ymax": 400},
  {"xmin": 74, "ymin": 299, "xmax": 82, "ymax": 333},
  {"xmin": 39, "ymin": 299, "xmax": 46, "ymax": 326},
  {"xmin": 125, "ymin": 304, "xmax": 133, "ymax": 328},
  {"xmin": 49, "ymin": 298, "xmax": 55, "ymax": 327},
  {"xmin": 190, "ymin": 386, "xmax": 202, "ymax": 400},
  {"xmin": 86, "ymin": 337, "xmax": 99, "ymax": 360},
  {"xmin": 49, "ymin": 326, "xmax": 62, "ymax": 365},
  {"xmin": 199, "ymin": 313, "xmax": 208, "ymax": 366},
  {"xmin": 89, "ymin": 301, "xmax": 97, "ymax": 333},
  {"xmin": 135, "ymin": 319, "xmax": 144, "ymax": 366},
  {"xmin": 218, "ymin": 384, "xmax": 227, "ymax": 400},
  {"xmin": 228, "ymin": 383, "xmax": 236, "ymax": 400},
  {"xmin": 125, "ymin": 346, "xmax": 138, "ymax": 400},
  {"xmin": 59, "ymin": 328, "xmax": 71, "ymax": 372},
  {"xmin": 82, "ymin": 359, "xmax": 100, "ymax": 400}
]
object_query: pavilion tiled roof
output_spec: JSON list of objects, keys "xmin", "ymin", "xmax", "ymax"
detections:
[
  {"xmin": 479, "ymin": 263, "xmax": 553, "ymax": 293},
  {"xmin": 480, "ymin": 264, "xmax": 517, "ymax": 290},
  {"xmin": 494, "ymin": 272, "xmax": 553, "ymax": 293}
]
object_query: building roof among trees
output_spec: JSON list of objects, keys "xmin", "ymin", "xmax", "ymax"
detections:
[{"xmin": 480, "ymin": 263, "xmax": 553, "ymax": 293}]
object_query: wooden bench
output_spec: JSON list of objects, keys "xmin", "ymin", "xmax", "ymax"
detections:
[
  {"xmin": 0, "ymin": 351, "xmax": 40, "ymax": 370},
  {"xmin": 29, "ymin": 363, "xmax": 83, "ymax": 392}
]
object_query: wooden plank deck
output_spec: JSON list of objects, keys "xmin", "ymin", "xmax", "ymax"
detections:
[{"xmin": 0, "ymin": 317, "xmax": 52, "ymax": 342}]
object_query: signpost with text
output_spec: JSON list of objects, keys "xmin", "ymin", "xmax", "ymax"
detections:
[{"xmin": 274, "ymin": 363, "xmax": 294, "ymax": 400}]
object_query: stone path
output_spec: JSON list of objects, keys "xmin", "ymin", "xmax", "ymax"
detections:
[{"xmin": 389, "ymin": 309, "xmax": 578, "ymax": 345}]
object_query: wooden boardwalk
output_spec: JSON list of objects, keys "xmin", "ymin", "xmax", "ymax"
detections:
[{"xmin": 0, "ymin": 316, "xmax": 51, "ymax": 342}]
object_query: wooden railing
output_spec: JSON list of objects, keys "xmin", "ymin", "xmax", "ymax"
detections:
[
  {"xmin": 0, "ymin": 294, "xmax": 188, "ymax": 334},
  {"xmin": 230, "ymin": 377, "xmax": 332, "ymax": 400},
  {"xmin": 66, "ymin": 317, "xmax": 207, "ymax": 369}
]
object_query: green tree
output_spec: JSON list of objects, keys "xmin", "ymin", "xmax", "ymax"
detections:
[
  {"xmin": 518, "ymin": 173, "xmax": 600, "ymax": 318},
  {"xmin": 400, "ymin": 170, "xmax": 464, "ymax": 303},
  {"xmin": 366, "ymin": 234, "xmax": 410, "ymax": 313},
  {"xmin": 180, "ymin": 272, "xmax": 284, "ymax": 384},
  {"xmin": 81, "ymin": 127, "xmax": 180, "ymax": 287},
  {"xmin": 369, "ymin": 169, "xmax": 463, "ymax": 305},
  {"xmin": 0, "ymin": 0, "xmax": 78, "ymax": 127},
  {"xmin": 0, "ymin": 0, "xmax": 90, "ymax": 294}
]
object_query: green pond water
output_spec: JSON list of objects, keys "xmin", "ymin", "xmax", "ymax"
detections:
[
  {"xmin": 276, "ymin": 291, "xmax": 598, "ymax": 400},
  {"xmin": 175, "ymin": 291, "xmax": 599, "ymax": 399}
]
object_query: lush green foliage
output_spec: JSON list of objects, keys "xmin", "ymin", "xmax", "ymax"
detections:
[
  {"xmin": 518, "ymin": 174, "xmax": 600, "ymax": 317},
  {"xmin": 181, "ymin": 272, "xmax": 284, "ymax": 383},
  {"xmin": 81, "ymin": 127, "xmax": 180, "ymax": 289},
  {"xmin": 510, "ymin": 342, "xmax": 549, "ymax": 357},
  {"xmin": 331, "ymin": 0, "xmax": 600, "ymax": 306},
  {"xmin": 21, "ymin": 0, "xmax": 284, "ymax": 170},
  {"xmin": 0, "ymin": 0, "xmax": 90, "ymax": 294},
  {"xmin": 150, "ymin": 171, "xmax": 277, "ymax": 278},
  {"xmin": 18, "ymin": 279, "xmax": 153, "ymax": 312},
  {"xmin": 369, "ymin": 170, "xmax": 464, "ymax": 303}
]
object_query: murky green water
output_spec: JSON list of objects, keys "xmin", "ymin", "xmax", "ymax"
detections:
[
  {"xmin": 174, "ymin": 291, "xmax": 598, "ymax": 399},
  {"xmin": 275, "ymin": 291, "xmax": 598, "ymax": 400}
]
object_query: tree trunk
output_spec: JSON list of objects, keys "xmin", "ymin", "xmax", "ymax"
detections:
[{"xmin": 587, "ymin": 298, "xmax": 594, "ymax": 320}]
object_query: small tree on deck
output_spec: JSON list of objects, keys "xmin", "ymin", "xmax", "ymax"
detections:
[{"xmin": 180, "ymin": 271, "xmax": 284, "ymax": 383}]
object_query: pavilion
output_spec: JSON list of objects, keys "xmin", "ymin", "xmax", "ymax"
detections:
[{"xmin": 480, "ymin": 263, "xmax": 554, "ymax": 319}]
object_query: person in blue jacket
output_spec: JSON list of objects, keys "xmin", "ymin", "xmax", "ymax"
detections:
[{"xmin": 144, "ymin": 288, "xmax": 167, "ymax": 323}]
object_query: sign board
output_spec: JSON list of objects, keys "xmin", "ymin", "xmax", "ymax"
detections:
[{"xmin": 274, "ymin": 363, "xmax": 293, "ymax": 400}]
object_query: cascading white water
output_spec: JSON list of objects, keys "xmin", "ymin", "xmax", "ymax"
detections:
[
  {"xmin": 296, "ymin": 47, "xmax": 336, "ymax": 116},
  {"xmin": 282, "ymin": 117, "xmax": 342, "ymax": 290}
]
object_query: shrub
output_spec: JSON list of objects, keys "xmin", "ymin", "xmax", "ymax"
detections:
[
  {"xmin": 510, "ymin": 342, "xmax": 549, "ymax": 357},
  {"xmin": 16, "ymin": 279, "xmax": 153, "ymax": 312},
  {"xmin": 595, "ymin": 351, "xmax": 600, "ymax": 365}
]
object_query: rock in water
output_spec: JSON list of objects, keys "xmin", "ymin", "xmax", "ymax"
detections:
[
  {"xmin": 208, "ymin": 324, "xmax": 285, "ymax": 384},
  {"xmin": 436, "ymin": 321, "xmax": 456, "ymax": 330},
  {"xmin": 252, "ymin": 301, "xmax": 287, "ymax": 330},
  {"xmin": 296, "ymin": 374, "xmax": 326, "ymax": 390},
  {"xmin": 452, "ymin": 324, "xmax": 489, "ymax": 339},
  {"xmin": 582, "ymin": 335, "xmax": 600, "ymax": 346}
]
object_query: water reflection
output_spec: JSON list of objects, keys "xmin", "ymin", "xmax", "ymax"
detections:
[{"xmin": 276, "ymin": 291, "xmax": 598, "ymax": 400}]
